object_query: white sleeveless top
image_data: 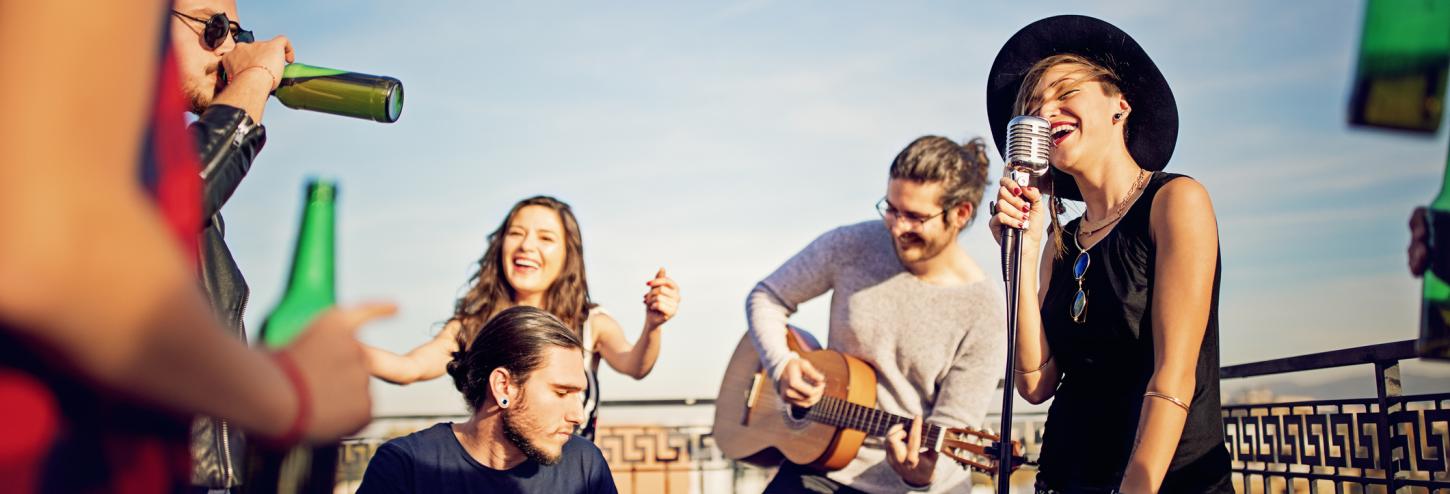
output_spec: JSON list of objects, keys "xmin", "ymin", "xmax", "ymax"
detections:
[{"xmin": 577, "ymin": 307, "xmax": 606, "ymax": 439}]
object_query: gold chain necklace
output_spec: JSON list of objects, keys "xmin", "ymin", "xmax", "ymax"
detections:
[{"xmin": 1078, "ymin": 169, "xmax": 1150, "ymax": 239}]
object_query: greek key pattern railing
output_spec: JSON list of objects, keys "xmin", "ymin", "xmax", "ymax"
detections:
[
  {"xmin": 594, "ymin": 424, "xmax": 726, "ymax": 471},
  {"xmin": 338, "ymin": 440, "xmax": 380, "ymax": 486},
  {"xmin": 334, "ymin": 415, "xmax": 1047, "ymax": 493},
  {"xmin": 1218, "ymin": 340, "xmax": 1450, "ymax": 492},
  {"xmin": 1222, "ymin": 393, "xmax": 1450, "ymax": 491},
  {"xmin": 593, "ymin": 424, "xmax": 757, "ymax": 494},
  {"xmin": 332, "ymin": 337, "xmax": 1444, "ymax": 493}
]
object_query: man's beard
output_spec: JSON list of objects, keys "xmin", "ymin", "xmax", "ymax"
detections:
[
  {"xmin": 894, "ymin": 231, "xmax": 949, "ymax": 264},
  {"xmin": 182, "ymin": 64, "xmax": 223, "ymax": 115},
  {"xmin": 182, "ymin": 79, "xmax": 214, "ymax": 115},
  {"xmin": 501, "ymin": 403, "xmax": 564, "ymax": 465}
]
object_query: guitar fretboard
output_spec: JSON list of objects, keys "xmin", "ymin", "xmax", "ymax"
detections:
[{"xmin": 802, "ymin": 396, "xmax": 942, "ymax": 449}]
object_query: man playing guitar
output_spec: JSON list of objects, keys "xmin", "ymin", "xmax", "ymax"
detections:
[{"xmin": 748, "ymin": 136, "xmax": 1007, "ymax": 493}]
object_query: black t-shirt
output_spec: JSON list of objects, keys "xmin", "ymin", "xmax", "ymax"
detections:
[{"xmin": 357, "ymin": 423, "xmax": 618, "ymax": 494}]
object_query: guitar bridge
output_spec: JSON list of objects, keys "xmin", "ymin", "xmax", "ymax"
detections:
[{"xmin": 743, "ymin": 373, "xmax": 764, "ymax": 426}]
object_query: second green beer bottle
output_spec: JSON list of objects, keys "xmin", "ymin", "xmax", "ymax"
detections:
[
  {"xmin": 1422, "ymin": 149, "xmax": 1450, "ymax": 361},
  {"xmin": 244, "ymin": 179, "xmax": 340, "ymax": 494}
]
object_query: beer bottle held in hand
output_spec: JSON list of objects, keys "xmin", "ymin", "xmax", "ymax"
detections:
[
  {"xmin": 275, "ymin": 63, "xmax": 404, "ymax": 123},
  {"xmin": 221, "ymin": 62, "xmax": 404, "ymax": 123},
  {"xmin": 1422, "ymin": 151, "xmax": 1450, "ymax": 360},
  {"xmin": 244, "ymin": 179, "xmax": 341, "ymax": 494},
  {"xmin": 1347, "ymin": 0, "xmax": 1450, "ymax": 359}
]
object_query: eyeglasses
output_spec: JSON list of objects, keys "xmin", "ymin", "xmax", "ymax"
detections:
[
  {"xmin": 876, "ymin": 198, "xmax": 947, "ymax": 229},
  {"xmin": 1070, "ymin": 234, "xmax": 1090, "ymax": 324},
  {"xmin": 171, "ymin": 10, "xmax": 253, "ymax": 51}
]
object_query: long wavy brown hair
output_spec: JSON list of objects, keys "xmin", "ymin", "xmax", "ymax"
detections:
[{"xmin": 451, "ymin": 196, "xmax": 594, "ymax": 349}]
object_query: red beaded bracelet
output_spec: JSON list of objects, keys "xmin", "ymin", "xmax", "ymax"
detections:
[{"xmin": 268, "ymin": 351, "xmax": 310, "ymax": 448}]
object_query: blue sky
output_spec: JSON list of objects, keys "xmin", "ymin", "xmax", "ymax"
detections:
[{"xmin": 224, "ymin": 1, "xmax": 1450, "ymax": 415}]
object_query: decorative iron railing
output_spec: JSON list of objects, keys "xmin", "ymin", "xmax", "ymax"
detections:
[
  {"xmin": 334, "ymin": 339, "xmax": 1448, "ymax": 493},
  {"xmin": 333, "ymin": 414, "xmax": 773, "ymax": 493},
  {"xmin": 335, "ymin": 409, "xmax": 1048, "ymax": 493},
  {"xmin": 1221, "ymin": 340, "xmax": 1449, "ymax": 493}
]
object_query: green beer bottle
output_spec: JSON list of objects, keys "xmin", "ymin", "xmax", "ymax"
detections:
[
  {"xmin": 1350, "ymin": 0, "xmax": 1450, "ymax": 359},
  {"xmin": 261, "ymin": 179, "xmax": 337, "ymax": 347},
  {"xmin": 275, "ymin": 64, "xmax": 404, "ymax": 124},
  {"xmin": 1347, "ymin": 0, "xmax": 1448, "ymax": 134},
  {"xmin": 245, "ymin": 179, "xmax": 340, "ymax": 494},
  {"xmin": 220, "ymin": 63, "xmax": 404, "ymax": 123},
  {"xmin": 1423, "ymin": 150, "xmax": 1450, "ymax": 360}
]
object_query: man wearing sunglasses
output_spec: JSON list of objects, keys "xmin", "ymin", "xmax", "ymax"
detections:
[
  {"xmin": 170, "ymin": 0, "xmax": 297, "ymax": 492},
  {"xmin": 746, "ymin": 136, "xmax": 1007, "ymax": 493},
  {"xmin": 171, "ymin": 0, "xmax": 292, "ymax": 121}
]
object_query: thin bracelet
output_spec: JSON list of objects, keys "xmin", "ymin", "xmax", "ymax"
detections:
[
  {"xmin": 1013, "ymin": 354, "xmax": 1053, "ymax": 374},
  {"xmin": 1143, "ymin": 391, "xmax": 1190, "ymax": 413},
  {"xmin": 235, "ymin": 65, "xmax": 279, "ymax": 89},
  {"xmin": 268, "ymin": 351, "xmax": 310, "ymax": 448}
]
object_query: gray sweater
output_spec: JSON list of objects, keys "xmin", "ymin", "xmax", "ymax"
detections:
[{"xmin": 746, "ymin": 220, "xmax": 1007, "ymax": 493}]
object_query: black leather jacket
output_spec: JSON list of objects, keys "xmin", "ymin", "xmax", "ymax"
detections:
[{"xmin": 189, "ymin": 104, "xmax": 266, "ymax": 488}]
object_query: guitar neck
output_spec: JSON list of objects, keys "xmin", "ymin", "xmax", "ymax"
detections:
[{"xmin": 804, "ymin": 396, "xmax": 943, "ymax": 450}]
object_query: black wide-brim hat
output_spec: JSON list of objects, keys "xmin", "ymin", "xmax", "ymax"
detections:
[{"xmin": 986, "ymin": 15, "xmax": 1178, "ymax": 201}]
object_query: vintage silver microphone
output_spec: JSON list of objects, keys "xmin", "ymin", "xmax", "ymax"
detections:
[
  {"xmin": 1000, "ymin": 116, "xmax": 1052, "ymax": 260},
  {"xmin": 995, "ymin": 115, "xmax": 1050, "ymax": 493},
  {"xmin": 1004, "ymin": 116, "xmax": 1053, "ymax": 190}
]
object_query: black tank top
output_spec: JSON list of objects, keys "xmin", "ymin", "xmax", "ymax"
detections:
[{"xmin": 1035, "ymin": 172, "xmax": 1231, "ymax": 492}]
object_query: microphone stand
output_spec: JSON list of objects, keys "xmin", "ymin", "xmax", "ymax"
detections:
[{"xmin": 996, "ymin": 170, "xmax": 1030, "ymax": 494}]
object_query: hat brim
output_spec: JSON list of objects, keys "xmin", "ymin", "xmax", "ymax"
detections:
[{"xmin": 986, "ymin": 15, "xmax": 1178, "ymax": 201}]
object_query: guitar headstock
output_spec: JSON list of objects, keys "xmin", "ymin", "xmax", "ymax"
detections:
[{"xmin": 938, "ymin": 427, "xmax": 1027, "ymax": 475}]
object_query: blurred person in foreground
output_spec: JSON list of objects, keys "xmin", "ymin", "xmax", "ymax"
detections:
[{"xmin": 0, "ymin": 2, "xmax": 391, "ymax": 492}]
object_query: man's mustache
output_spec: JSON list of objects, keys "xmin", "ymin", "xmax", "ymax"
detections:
[{"xmin": 896, "ymin": 234, "xmax": 922, "ymax": 246}]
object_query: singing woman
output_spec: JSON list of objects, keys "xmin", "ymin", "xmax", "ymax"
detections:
[{"xmin": 985, "ymin": 15, "xmax": 1232, "ymax": 493}]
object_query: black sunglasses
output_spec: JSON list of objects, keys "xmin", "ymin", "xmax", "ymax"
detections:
[
  {"xmin": 1070, "ymin": 233, "xmax": 1090, "ymax": 324},
  {"xmin": 171, "ymin": 10, "xmax": 254, "ymax": 51}
]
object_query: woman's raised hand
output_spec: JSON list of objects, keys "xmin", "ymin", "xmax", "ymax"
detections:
[{"xmin": 643, "ymin": 268, "xmax": 679, "ymax": 329}]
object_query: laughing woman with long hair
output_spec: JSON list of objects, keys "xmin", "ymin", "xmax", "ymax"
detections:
[
  {"xmin": 985, "ymin": 16, "xmax": 1232, "ymax": 493},
  {"xmin": 365, "ymin": 196, "xmax": 680, "ymax": 440}
]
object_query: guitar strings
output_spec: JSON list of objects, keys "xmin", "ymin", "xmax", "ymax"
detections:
[
  {"xmin": 804, "ymin": 396, "xmax": 943, "ymax": 445},
  {"xmin": 795, "ymin": 395, "xmax": 1011, "ymax": 473}
]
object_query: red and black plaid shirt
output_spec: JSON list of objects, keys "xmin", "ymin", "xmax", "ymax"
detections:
[{"xmin": 0, "ymin": 22, "xmax": 201, "ymax": 494}]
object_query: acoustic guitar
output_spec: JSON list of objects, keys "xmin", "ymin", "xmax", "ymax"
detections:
[{"xmin": 712, "ymin": 326, "xmax": 1021, "ymax": 474}]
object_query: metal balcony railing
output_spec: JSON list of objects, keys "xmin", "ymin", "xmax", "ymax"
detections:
[
  {"xmin": 1221, "ymin": 340, "xmax": 1449, "ymax": 493},
  {"xmin": 335, "ymin": 340, "xmax": 1449, "ymax": 493}
]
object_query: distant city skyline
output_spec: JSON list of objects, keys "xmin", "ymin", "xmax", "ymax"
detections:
[{"xmin": 227, "ymin": 1, "xmax": 1450, "ymax": 416}]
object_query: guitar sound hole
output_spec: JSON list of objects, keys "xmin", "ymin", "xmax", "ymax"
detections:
[{"xmin": 788, "ymin": 405, "xmax": 810, "ymax": 420}]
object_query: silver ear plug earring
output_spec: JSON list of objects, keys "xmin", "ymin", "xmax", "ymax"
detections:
[
  {"xmin": 500, "ymin": 397, "xmax": 510, "ymax": 408},
  {"xmin": 1113, "ymin": 112, "xmax": 1124, "ymax": 122}
]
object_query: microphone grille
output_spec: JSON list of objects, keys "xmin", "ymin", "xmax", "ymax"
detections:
[{"xmin": 1005, "ymin": 115, "xmax": 1051, "ymax": 176}]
